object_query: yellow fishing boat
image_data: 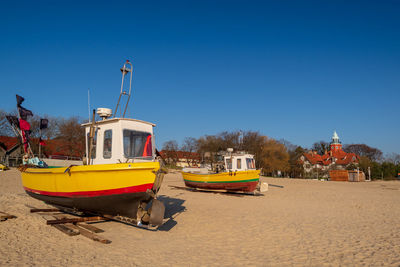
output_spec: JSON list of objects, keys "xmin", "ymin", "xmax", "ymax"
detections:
[
  {"xmin": 14, "ymin": 60, "xmax": 166, "ymax": 228},
  {"xmin": 182, "ymin": 150, "xmax": 261, "ymax": 192}
]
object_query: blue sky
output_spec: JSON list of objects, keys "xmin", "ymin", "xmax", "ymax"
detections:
[{"xmin": 1, "ymin": 1, "xmax": 399, "ymax": 154}]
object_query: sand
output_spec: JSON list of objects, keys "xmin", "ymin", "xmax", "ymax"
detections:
[{"xmin": 1, "ymin": 168, "xmax": 400, "ymax": 266}]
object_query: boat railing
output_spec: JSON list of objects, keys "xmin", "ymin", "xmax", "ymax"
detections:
[{"xmin": 48, "ymin": 155, "xmax": 82, "ymax": 161}]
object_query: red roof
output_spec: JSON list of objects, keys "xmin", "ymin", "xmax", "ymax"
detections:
[
  {"xmin": 160, "ymin": 150, "xmax": 200, "ymax": 160},
  {"xmin": 42, "ymin": 138, "xmax": 84, "ymax": 158},
  {"xmin": 0, "ymin": 135, "xmax": 83, "ymax": 158},
  {"xmin": 303, "ymin": 149, "xmax": 359, "ymax": 166},
  {"xmin": 0, "ymin": 136, "xmax": 19, "ymax": 150}
]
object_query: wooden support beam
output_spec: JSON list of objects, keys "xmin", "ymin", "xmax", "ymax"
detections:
[
  {"xmin": 46, "ymin": 216, "xmax": 107, "ymax": 225},
  {"xmin": 76, "ymin": 223, "xmax": 104, "ymax": 233},
  {"xmin": 69, "ymin": 224, "xmax": 111, "ymax": 244},
  {"xmin": 30, "ymin": 208, "xmax": 60, "ymax": 213},
  {"xmin": 51, "ymin": 224, "xmax": 80, "ymax": 236},
  {"xmin": 0, "ymin": 211, "xmax": 17, "ymax": 221}
]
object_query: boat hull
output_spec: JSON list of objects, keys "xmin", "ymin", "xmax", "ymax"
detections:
[
  {"xmin": 181, "ymin": 170, "xmax": 260, "ymax": 192},
  {"xmin": 25, "ymin": 190, "xmax": 149, "ymax": 218},
  {"xmin": 20, "ymin": 162, "xmax": 162, "ymax": 219}
]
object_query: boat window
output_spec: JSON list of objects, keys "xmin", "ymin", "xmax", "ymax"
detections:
[
  {"xmin": 237, "ymin": 158, "xmax": 241, "ymax": 169},
  {"xmin": 246, "ymin": 158, "xmax": 255, "ymax": 169},
  {"xmin": 123, "ymin": 130, "xmax": 153, "ymax": 158},
  {"xmin": 103, "ymin": 130, "xmax": 112, "ymax": 159},
  {"xmin": 226, "ymin": 158, "xmax": 232, "ymax": 170},
  {"xmin": 142, "ymin": 135, "xmax": 152, "ymax": 157},
  {"xmin": 87, "ymin": 130, "xmax": 97, "ymax": 159}
]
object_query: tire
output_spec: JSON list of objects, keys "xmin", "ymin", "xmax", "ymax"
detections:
[{"xmin": 149, "ymin": 199, "xmax": 165, "ymax": 226}]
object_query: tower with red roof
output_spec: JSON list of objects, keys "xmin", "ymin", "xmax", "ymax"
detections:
[
  {"xmin": 300, "ymin": 131, "xmax": 359, "ymax": 177},
  {"xmin": 330, "ymin": 131, "xmax": 342, "ymax": 152}
]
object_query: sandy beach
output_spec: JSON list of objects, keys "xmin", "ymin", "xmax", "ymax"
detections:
[{"xmin": 1, "ymin": 168, "xmax": 400, "ymax": 266}]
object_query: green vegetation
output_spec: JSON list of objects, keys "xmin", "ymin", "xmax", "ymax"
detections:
[{"xmin": 163, "ymin": 131, "xmax": 400, "ymax": 180}]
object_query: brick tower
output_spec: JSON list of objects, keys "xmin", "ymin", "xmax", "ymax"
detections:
[{"xmin": 330, "ymin": 130, "xmax": 342, "ymax": 151}]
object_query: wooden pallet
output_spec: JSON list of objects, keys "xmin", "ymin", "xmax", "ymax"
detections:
[
  {"xmin": 31, "ymin": 208, "xmax": 111, "ymax": 244},
  {"xmin": 0, "ymin": 211, "xmax": 17, "ymax": 221}
]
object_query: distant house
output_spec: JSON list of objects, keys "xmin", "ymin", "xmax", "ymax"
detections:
[
  {"xmin": 0, "ymin": 135, "xmax": 83, "ymax": 166},
  {"xmin": 160, "ymin": 150, "xmax": 200, "ymax": 168},
  {"xmin": 0, "ymin": 136, "xmax": 23, "ymax": 166},
  {"xmin": 300, "ymin": 131, "xmax": 359, "ymax": 177},
  {"xmin": 41, "ymin": 138, "xmax": 83, "ymax": 160}
]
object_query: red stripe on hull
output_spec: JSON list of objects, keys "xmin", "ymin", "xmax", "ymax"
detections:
[
  {"xmin": 184, "ymin": 181, "xmax": 258, "ymax": 192},
  {"xmin": 23, "ymin": 183, "xmax": 154, "ymax": 198}
]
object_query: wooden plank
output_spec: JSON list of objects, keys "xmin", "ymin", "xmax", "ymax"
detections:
[
  {"xmin": 41, "ymin": 214, "xmax": 58, "ymax": 221},
  {"xmin": 30, "ymin": 208, "xmax": 60, "ymax": 213},
  {"xmin": 76, "ymin": 223, "xmax": 104, "ymax": 233},
  {"xmin": 51, "ymin": 223, "xmax": 80, "ymax": 236},
  {"xmin": 0, "ymin": 211, "xmax": 17, "ymax": 221},
  {"xmin": 69, "ymin": 224, "xmax": 111, "ymax": 244},
  {"xmin": 37, "ymin": 212, "xmax": 110, "ymax": 243},
  {"xmin": 46, "ymin": 216, "xmax": 107, "ymax": 225}
]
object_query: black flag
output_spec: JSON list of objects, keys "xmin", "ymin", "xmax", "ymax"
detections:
[
  {"xmin": 6, "ymin": 115, "xmax": 20, "ymax": 129},
  {"xmin": 40, "ymin": 118, "xmax": 48, "ymax": 130},
  {"xmin": 18, "ymin": 106, "xmax": 33, "ymax": 120},
  {"xmin": 16, "ymin": 95, "xmax": 25, "ymax": 107}
]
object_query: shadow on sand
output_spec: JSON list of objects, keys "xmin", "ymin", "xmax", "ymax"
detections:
[
  {"xmin": 157, "ymin": 195, "xmax": 186, "ymax": 231},
  {"xmin": 168, "ymin": 185, "xmax": 265, "ymax": 197}
]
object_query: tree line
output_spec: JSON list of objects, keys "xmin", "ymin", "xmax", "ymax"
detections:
[
  {"xmin": 163, "ymin": 131, "xmax": 400, "ymax": 180},
  {"xmin": 1, "ymin": 109, "xmax": 399, "ymax": 179},
  {"xmin": 163, "ymin": 131, "xmax": 305, "ymax": 177},
  {"xmin": 0, "ymin": 109, "xmax": 85, "ymax": 158}
]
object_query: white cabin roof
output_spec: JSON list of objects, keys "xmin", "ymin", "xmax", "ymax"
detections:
[{"xmin": 81, "ymin": 117, "xmax": 156, "ymax": 127}]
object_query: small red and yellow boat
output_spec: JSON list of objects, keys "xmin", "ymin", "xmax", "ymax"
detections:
[{"xmin": 182, "ymin": 152, "xmax": 260, "ymax": 192}]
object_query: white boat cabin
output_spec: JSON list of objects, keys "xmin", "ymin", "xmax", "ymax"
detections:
[
  {"xmin": 224, "ymin": 153, "xmax": 256, "ymax": 172},
  {"xmin": 82, "ymin": 117, "xmax": 156, "ymax": 165}
]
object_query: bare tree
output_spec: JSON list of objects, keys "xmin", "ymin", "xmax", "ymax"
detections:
[
  {"xmin": 385, "ymin": 153, "xmax": 400, "ymax": 165},
  {"xmin": 218, "ymin": 131, "xmax": 241, "ymax": 151},
  {"xmin": 181, "ymin": 137, "xmax": 198, "ymax": 166},
  {"xmin": 55, "ymin": 117, "xmax": 85, "ymax": 158},
  {"xmin": 311, "ymin": 141, "xmax": 329, "ymax": 155},
  {"xmin": 241, "ymin": 131, "xmax": 265, "ymax": 168},
  {"xmin": 162, "ymin": 140, "xmax": 179, "ymax": 166},
  {"xmin": 343, "ymin": 144, "xmax": 383, "ymax": 161},
  {"xmin": 197, "ymin": 135, "xmax": 222, "ymax": 167},
  {"xmin": 0, "ymin": 109, "xmax": 16, "ymax": 136},
  {"xmin": 278, "ymin": 139, "xmax": 297, "ymax": 153}
]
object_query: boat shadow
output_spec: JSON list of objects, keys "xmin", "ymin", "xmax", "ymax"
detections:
[
  {"xmin": 157, "ymin": 195, "xmax": 186, "ymax": 232},
  {"xmin": 168, "ymin": 185, "xmax": 264, "ymax": 197}
]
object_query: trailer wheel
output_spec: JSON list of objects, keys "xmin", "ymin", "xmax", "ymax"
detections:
[{"xmin": 149, "ymin": 199, "xmax": 165, "ymax": 226}]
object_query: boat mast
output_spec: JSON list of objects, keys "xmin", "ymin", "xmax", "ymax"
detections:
[
  {"xmin": 113, "ymin": 60, "xmax": 133, "ymax": 118},
  {"xmin": 88, "ymin": 109, "xmax": 96, "ymax": 165}
]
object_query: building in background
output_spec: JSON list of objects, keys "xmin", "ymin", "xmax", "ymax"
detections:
[
  {"xmin": 0, "ymin": 136, "xmax": 83, "ymax": 167},
  {"xmin": 300, "ymin": 131, "xmax": 359, "ymax": 177},
  {"xmin": 160, "ymin": 150, "xmax": 201, "ymax": 168},
  {"xmin": 0, "ymin": 136, "xmax": 23, "ymax": 167}
]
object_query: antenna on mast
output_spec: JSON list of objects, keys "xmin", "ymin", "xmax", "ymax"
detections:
[
  {"xmin": 113, "ymin": 60, "xmax": 133, "ymax": 118},
  {"xmin": 88, "ymin": 88, "xmax": 91, "ymax": 122}
]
